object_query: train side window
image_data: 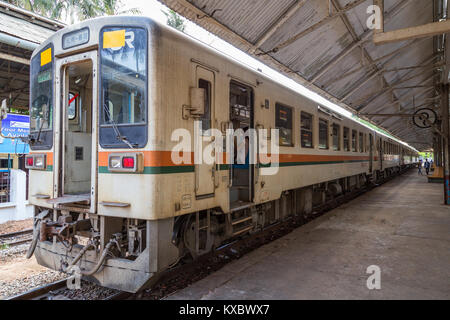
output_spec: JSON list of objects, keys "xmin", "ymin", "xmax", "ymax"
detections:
[
  {"xmin": 68, "ymin": 92, "xmax": 77, "ymax": 120},
  {"xmin": 301, "ymin": 112, "xmax": 313, "ymax": 148},
  {"xmin": 199, "ymin": 79, "xmax": 211, "ymax": 132},
  {"xmin": 318, "ymin": 119, "xmax": 329, "ymax": 150},
  {"xmin": 351, "ymin": 130, "xmax": 357, "ymax": 152},
  {"xmin": 332, "ymin": 123, "xmax": 340, "ymax": 151},
  {"xmin": 364, "ymin": 134, "xmax": 368, "ymax": 152},
  {"xmin": 275, "ymin": 103, "xmax": 293, "ymax": 147},
  {"xmin": 343, "ymin": 127, "xmax": 350, "ymax": 151},
  {"xmin": 359, "ymin": 132, "xmax": 364, "ymax": 153}
]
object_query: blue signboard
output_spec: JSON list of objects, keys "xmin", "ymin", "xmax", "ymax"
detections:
[
  {"xmin": 1, "ymin": 113, "xmax": 30, "ymax": 138},
  {"xmin": 0, "ymin": 136, "xmax": 29, "ymax": 154}
]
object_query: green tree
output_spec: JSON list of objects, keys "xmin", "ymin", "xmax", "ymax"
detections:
[
  {"xmin": 5, "ymin": 0, "xmax": 65, "ymax": 19},
  {"xmin": 5, "ymin": 0, "xmax": 141, "ymax": 23},
  {"xmin": 162, "ymin": 9, "xmax": 186, "ymax": 32},
  {"xmin": 100, "ymin": 0, "xmax": 141, "ymax": 16}
]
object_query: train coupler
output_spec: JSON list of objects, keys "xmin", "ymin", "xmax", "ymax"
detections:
[{"xmin": 40, "ymin": 216, "xmax": 92, "ymax": 243}]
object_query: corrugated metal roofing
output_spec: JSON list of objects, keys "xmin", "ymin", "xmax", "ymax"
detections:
[
  {"xmin": 0, "ymin": 11, "xmax": 56, "ymax": 44},
  {"xmin": 160, "ymin": 0, "xmax": 442, "ymax": 150}
]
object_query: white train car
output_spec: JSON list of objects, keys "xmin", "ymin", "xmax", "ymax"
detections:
[{"xmin": 25, "ymin": 16, "xmax": 419, "ymax": 292}]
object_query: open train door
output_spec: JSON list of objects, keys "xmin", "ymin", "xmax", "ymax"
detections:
[
  {"xmin": 52, "ymin": 51, "xmax": 98, "ymax": 213},
  {"xmin": 194, "ymin": 65, "xmax": 216, "ymax": 198}
]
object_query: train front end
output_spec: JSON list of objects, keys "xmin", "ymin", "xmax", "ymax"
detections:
[{"xmin": 26, "ymin": 16, "xmax": 178, "ymax": 293}]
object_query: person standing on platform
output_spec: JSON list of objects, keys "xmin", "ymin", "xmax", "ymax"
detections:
[
  {"xmin": 418, "ymin": 159, "xmax": 423, "ymax": 175},
  {"xmin": 424, "ymin": 159, "xmax": 430, "ymax": 175}
]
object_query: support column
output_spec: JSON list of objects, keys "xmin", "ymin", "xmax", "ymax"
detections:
[{"xmin": 441, "ymin": 84, "xmax": 450, "ymax": 204}]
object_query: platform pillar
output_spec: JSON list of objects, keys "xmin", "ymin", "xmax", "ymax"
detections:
[{"xmin": 441, "ymin": 84, "xmax": 450, "ymax": 204}]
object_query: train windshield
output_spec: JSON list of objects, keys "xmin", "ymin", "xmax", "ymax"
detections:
[
  {"xmin": 99, "ymin": 27, "xmax": 148, "ymax": 148},
  {"xmin": 30, "ymin": 45, "xmax": 54, "ymax": 149}
]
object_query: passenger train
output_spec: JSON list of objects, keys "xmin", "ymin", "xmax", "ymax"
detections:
[{"xmin": 25, "ymin": 16, "xmax": 419, "ymax": 292}]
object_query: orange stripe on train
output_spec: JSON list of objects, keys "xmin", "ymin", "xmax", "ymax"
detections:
[{"xmin": 98, "ymin": 151, "xmax": 372, "ymax": 167}]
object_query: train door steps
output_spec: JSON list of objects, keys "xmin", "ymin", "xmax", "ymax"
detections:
[
  {"xmin": 47, "ymin": 194, "xmax": 90, "ymax": 205},
  {"xmin": 230, "ymin": 201, "xmax": 253, "ymax": 212},
  {"xmin": 229, "ymin": 205, "xmax": 255, "ymax": 237}
]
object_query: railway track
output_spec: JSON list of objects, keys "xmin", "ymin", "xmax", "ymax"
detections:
[
  {"xmin": 5, "ymin": 170, "xmax": 407, "ymax": 300},
  {"xmin": 6, "ymin": 279, "xmax": 132, "ymax": 300},
  {"xmin": 0, "ymin": 229, "xmax": 33, "ymax": 248}
]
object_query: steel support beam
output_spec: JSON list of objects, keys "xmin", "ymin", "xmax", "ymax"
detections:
[
  {"xmin": 310, "ymin": 0, "xmax": 409, "ymax": 83},
  {"xmin": 339, "ymin": 39, "xmax": 431, "ymax": 103},
  {"xmin": 374, "ymin": 19, "xmax": 450, "ymax": 45},
  {"xmin": 0, "ymin": 52, "xmax": 29, "ymax": 65},
  {"xmin": 350, "ymin": 69, "xmax": 435, "ymax": 106},
  {"xmin": 269, "ymin": 0, "xmax": 366, "ymax": 53},
  {"xmin": 250, "ymin": 0, "xmax": 308, "ymax": 54}
]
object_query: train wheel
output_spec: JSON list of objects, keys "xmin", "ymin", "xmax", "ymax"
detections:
[{"xmin": 183, "ymin": 214, "xmax": 218, "ymax": 259}]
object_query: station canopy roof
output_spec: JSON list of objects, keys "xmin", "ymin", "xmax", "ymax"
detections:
[
  {"xmin": 160, "ymin": 0, "xmax": 446, "ymax": 151},
  {"xmin": 0, "ymin": 1, "xmax": 64, "ymax": 111}
]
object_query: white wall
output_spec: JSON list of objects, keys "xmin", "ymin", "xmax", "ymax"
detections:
[{"xmin": 0, "ymin": 169, "xmax": 33, "ymax": 224}]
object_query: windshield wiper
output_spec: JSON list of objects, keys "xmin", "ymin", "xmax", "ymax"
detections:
[
  {"xmin": 103, "ymin": 103, "xmax": 137, "ymax": 149},
  {"xmin": 27, "ymin": 117, "xmax": 46, "ymax": 145}
]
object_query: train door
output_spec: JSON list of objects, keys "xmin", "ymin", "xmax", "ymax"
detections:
[
  {"xmin": 229, "ymin": 81, "xmax": 254, "ymax": 209},
  {"xmin": 53, "ymin": 51, "xmax": 98, "ymax": 213},
  {"xmin": 195, "ymin": 66, "xmax": 216, "ymax": 198},
  {"xmin": 379, "ymin": 137, "xmax": 383, "ymax": 171},
  {"xmin": 369, "ymin": 133, "xmax": 373, "ymax": 173}
]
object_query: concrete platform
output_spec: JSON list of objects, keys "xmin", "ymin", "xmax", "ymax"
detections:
[{"xmin": 166, "ymin": 171, "xmax": 450, "ymax": 300}]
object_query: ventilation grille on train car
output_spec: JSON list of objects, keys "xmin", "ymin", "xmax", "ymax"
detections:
[{"xmin": 75, "ymin": 147, "xmax": 83, "ymax": 161}]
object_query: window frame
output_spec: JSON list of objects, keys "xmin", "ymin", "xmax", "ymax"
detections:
[
  {"xmin": 300, "ymin": 111, "xmax": 314, "ymax": 149},
  {"xmin": 343, "ymin": 127, "xmax": 350, "ymax": 152},
  {"xmin": 99, "ymin": 25, "xmax": 149, "ymax": 149},
  {"xmin": 318, "ymin": 118, "xmax": 329, "ymax": 150},
  {"xmin": 332, "ymin": 123, "xmax": 341, "ymax": 151},
  {"xmin": 351, "ymin": 129, "xmax": 357, "ymax": 152},
  {"xmin": 198, "ymin": 78, "xmax": 212, "ymax": 133},
  {"xmin": 359, "ymin": 132, "xmax": 364, "ymax": 153},
  {"xmin": 68, "ymin": 91, "xmax": 78, "ymax": 121},
  {"xmin": 29, "ymin": 43, "xmax": 54, "ymax": 151},
  {"xmin": 275, "ymin": 102, "xmax": 294, "ymax": 147}
]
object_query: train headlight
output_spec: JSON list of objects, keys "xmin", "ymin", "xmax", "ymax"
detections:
[
  {"xmin": 107, "ymin": 153, "xmax": 143, "ymax": 173},
  {"xmin": 25, "ymin": 154, "xmax": 46, "ymax": 170},
  {"xmin": 34, "ymin": 156, "xmax": 45, "ymax": 169},
  {"xmin": 109, "ymin": 156, "xmax": 122, "ymax": 169}
]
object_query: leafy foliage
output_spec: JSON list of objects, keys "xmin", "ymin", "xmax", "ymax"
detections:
[
  {"xmin": 4, "ymin": 0, "xmax": 141, "ymax": 23},
  {"xmin": 162, "ymin": 9, "xmax": 186, "ymax": 32}
]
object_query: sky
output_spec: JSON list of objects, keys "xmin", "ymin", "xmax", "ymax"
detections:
[{"xmin": 121, "ymin": 0, "xmax": 415, "ymax": 149}]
